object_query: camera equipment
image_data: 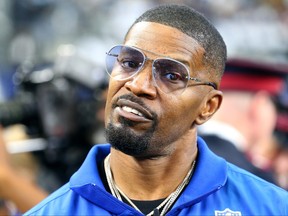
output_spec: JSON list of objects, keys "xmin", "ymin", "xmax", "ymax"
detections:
[{"xmin": 0, "ymin": 47, "xmax": 108, "ymax": 185}]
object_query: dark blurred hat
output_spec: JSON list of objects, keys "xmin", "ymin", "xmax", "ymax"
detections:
[{"xmin": 220, "ymin": 58, "xmax": 288, "ymax": 95}]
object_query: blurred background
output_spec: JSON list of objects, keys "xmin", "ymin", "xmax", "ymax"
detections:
[{"xmin": 0, "ymin": 0, "xmax": 287, "ymax": 213}]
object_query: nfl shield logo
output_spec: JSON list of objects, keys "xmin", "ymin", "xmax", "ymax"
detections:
[{"xmin": 215, "ymin": 208, "xmax": 242, "ymax": 216}]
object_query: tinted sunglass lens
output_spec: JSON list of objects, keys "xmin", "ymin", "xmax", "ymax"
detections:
[
  {"xmin": 106, "ymin": 46, "xmax": 122, "ymax": 73},
  {"xmin": 153, "ymin": 59, "xmax": 188, "ymax": 93},
  {"xmin": 105, "ymin": 45, "xmax": 145, "ymax": 80}
]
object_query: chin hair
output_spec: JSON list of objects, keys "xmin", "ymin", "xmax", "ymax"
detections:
[{"xmin": 105, "ymin": 121, "xmax": 155, "ymax": 156}]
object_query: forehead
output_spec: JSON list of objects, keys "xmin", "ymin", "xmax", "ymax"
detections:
[{"xmin": 124, "ymin": 22, "xmax": 205, "ymax": 69}]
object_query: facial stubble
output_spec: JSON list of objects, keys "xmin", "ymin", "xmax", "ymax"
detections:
[{"xmin": 105, "ymin": 116, "xmax": 158, "ymax": 157}]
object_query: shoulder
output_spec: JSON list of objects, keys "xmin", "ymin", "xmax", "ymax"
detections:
[
  {"xmin": 226, "ymin": 163, "xmax": 288, "ymax": 201},
  {"xmin": 24, "ymin": 184, "xmax": 72, "ymax": 215},
  {"xmin": 25, "ymin": 144, "xmax": 112, "ymax": 216},
  {"xmin": 206, "ymin": 162, "xmax": 288, "ymax": 215}
]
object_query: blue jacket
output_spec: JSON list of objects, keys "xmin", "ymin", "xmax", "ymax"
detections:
[{"xmin": 25, "ymin": 137, "xmax": 288, "ymax": 216}]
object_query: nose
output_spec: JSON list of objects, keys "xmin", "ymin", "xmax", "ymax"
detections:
[{"xmin": 124, "ymin": 63, "xmax": 157, "ymax": 99}]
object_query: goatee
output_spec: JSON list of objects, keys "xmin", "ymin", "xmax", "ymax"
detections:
[{"xmin": 105, "ymin": 117, "xmax": 157, "ymax": 156}]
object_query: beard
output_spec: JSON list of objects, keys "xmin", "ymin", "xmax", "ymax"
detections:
[{"xmin": 105, "ymin": 116, "xmax": 158, "ymax": 157}]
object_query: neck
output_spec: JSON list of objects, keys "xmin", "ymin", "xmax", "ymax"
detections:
[{"xmin": 109, "ymin": 139, "xmax": 197, "ymax": 200}]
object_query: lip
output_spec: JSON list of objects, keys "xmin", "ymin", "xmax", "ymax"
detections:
[{"xmin": 116, "ymin": 99, "xmax": 153, "ymax": 122}]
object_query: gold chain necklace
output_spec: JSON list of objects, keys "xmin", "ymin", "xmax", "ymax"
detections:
[{"xmin": 104, "ymin": 154, "xmax": 196, "ymax": 216}]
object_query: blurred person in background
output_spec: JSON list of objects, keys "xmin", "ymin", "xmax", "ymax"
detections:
[
  {"xmin": 0, "ymin": 125, "xmax": 48, "ymax": 215},
  {"xmin": 199, "ymin": 58, "xmax": 288, "ymax": 186},
  {"xmin": 244, "ymin": 66, "xmax": 288, "ymax": 189}
]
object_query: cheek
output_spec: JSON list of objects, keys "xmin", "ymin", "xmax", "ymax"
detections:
[
  {"xmin": 159, "ymin": 96, "xmax": 202, "ymax": 130},
  {"xmin": 151, "ymin": 101, "xmax": 199, "ymax": 145},
  {"xmin": 104, "ymin": 81, "xmax": 121, "ymax": 124},
  {"xmin": 104, "ymin": 98, "xmax": 111, "ymax": 126}
]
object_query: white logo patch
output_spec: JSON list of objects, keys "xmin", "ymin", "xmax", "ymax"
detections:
[{"xmin": 215, "ymin": 208, "xmax": 242, "ymax": 216}]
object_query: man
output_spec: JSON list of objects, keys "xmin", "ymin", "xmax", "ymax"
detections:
[
  {"xmin": 25, "ymin": 4, "xmax": 287, "ymax": 216},
  {"xmin": 199, "ymin": 58, "xmax": 288, "ymax": 184}
]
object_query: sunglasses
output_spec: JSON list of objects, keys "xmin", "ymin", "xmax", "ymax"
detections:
[{"xmin": 105, "ymin": 45, "xmax": 217, "ymax": 95}]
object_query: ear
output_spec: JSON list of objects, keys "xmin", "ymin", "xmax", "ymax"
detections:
[{"xmin": 195, "ymin": 90, "xmax": 223, "ymax": 125}]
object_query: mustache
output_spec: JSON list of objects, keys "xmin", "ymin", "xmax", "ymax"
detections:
[{"xmin": 113, "ymin": 94, "xmax": 157, "ymax": 119}]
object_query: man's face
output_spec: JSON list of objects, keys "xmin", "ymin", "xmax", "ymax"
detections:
[{"xmin": 105, "ymin": 22, "xmax": 213, "ymax": 158}]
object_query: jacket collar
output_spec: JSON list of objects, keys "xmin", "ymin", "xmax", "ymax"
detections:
[{"xmin": 70, "ymin": 137, "xmax": 227, "ymax": 214}]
